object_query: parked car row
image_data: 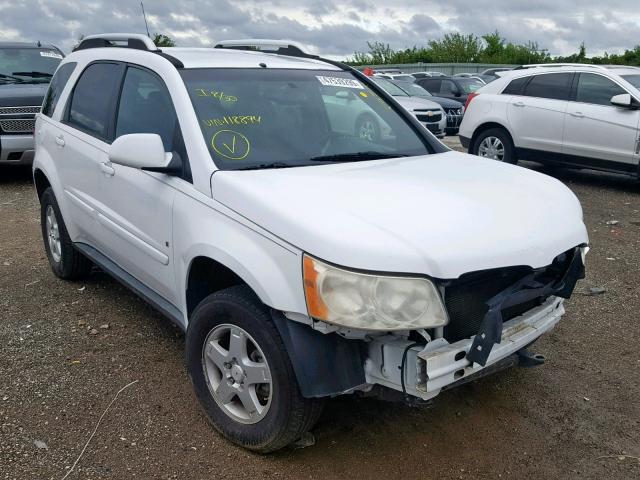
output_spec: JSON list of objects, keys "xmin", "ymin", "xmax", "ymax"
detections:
[{"xmin": 32, "ymin": 35, "xmax": 589, "ymax": 453}]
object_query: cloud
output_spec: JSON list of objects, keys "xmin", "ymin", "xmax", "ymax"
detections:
[{"xmin": 0, "ymin": 0, "xmax": 637, "ymax": 57}]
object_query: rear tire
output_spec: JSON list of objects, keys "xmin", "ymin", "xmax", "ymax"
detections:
[
  {"xmin": 472, "ymin": 128, "xmax": 516, "ymax": 164},
  {"xmin": 40, "ymin": 187, "xmax": 92, "ymax": 280},
  {"xmin": 186, "ymin": 285, "xmax": 324, "ymax": 453}
]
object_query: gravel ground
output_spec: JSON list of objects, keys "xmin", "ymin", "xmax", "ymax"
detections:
[{"xmin": 1, "ymin": 138, "xmax": 639, "ymax": 479}]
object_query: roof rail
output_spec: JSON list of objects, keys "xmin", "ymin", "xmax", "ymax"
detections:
[
  {"xmin": 514, "ymin": 63, "xmax": 610, "ymax": 71},
  {"xmin": 74, "ymin": 33, "xmax": 158, "ymax": 52},
  {"xmin": 214, "ymin": 39, "xmax": 310, "ymax": 57},
  {"xmin": 71, "ymin": 33, "xmax": 184, "ymax": 69}
]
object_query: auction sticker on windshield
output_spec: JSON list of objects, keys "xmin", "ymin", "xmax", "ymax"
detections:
[
  {"xmin": 316, "ymin": 76, "xmax": 364, "ymax": 89},
  {"xmin": 40, "ymin": 51, "xmax": 63, "ymax": 59}
]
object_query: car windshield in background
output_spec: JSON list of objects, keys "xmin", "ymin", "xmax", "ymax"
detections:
[
  {"xmin": 370, "ymin": 77, "xmax": 409, "ymax": 96},
  {"xmin": 621, "ymin": 75, "xmax": 640, "ymax": 89},
  {"xmin": 457, "ymin": 78, "xmax": 484, "ymax": 93},
  {"xmin": 181, "ymin": 69, "xmax": 431, "ymax": 170},
  {"xmin": 0, "ymin": 48, "xmax": 63, "ymax": 83},
  {"xmin": 394, "ymin": 82, "xmax": 432, "ymax": 97}
]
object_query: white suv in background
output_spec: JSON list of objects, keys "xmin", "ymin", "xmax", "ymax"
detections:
[
  {"xmin": 34, "ymin": 35, "xmax": 588, "ymax": 452},
  {"xmin": 459, "ymin": 64, "xmax": 640, "ymax": 178}
]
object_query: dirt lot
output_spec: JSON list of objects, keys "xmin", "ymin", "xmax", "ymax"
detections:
[{"xmin": 1, "ymin": 139, "xmax": 639, "ymax": 479}]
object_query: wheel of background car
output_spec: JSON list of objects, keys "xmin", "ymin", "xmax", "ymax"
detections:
[
  {"xmin": 472, "ymin": 128, "xmax": 516, "ymax": 164},
  {"xmin": 185, "ymin": 285, "xmax": 324, "ymax": 453},
  {"xmin": 355, "ymin": 114, "xmax": 381, "ymax": 142},
  {"xmin": 40, "ymin": 187, "xmax": 92, "ymax": 280}
]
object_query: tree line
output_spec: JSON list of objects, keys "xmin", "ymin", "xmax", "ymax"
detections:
[{"xmin": 347, "ymin": 31, "xmax": 640, "ymax": 66}]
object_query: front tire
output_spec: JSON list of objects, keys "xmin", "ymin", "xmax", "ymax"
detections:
[
  {"xmin": 186, "ymin": 285, "xmax": 323, "ymax": 453},
  {"xmin": 40, "ymin": 187, "xmax": 92, "ymax": 280},
  {"xmin": 472, "ymin": 127, "xmax": 516, "ymax": 164}
]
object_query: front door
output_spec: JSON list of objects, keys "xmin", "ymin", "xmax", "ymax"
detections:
[
  {"xmin": 94, "ymin": 66, "xmax": 180, "ymax": 305},
  {"xmin": 563, "ymin": 72, "xmax": 640, "ymax": 169}
]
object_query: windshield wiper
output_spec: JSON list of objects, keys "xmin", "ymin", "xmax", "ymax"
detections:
[
  {"xmin": 309, "ymin": 151, "xmax": 408, "ymax": 163},
  {"xmin": 0, "ymin": 73, "xmax": 24, "ymax": 82},
  {"xmin": 12, "ymin": 71, "xmax": 53, "ymax": 78},
  {"xmin": 236, "ymin": 162, "xmax": 297, "ymax": 171}
]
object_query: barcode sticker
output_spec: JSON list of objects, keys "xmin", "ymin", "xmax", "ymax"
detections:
[{"xmin": 316, "ymin": 76, "xmax": 364, "ymax": 89}]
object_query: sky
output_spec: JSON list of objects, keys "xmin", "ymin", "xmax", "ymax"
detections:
[{"xmin": 0, "ymin": 0, "xmax": 639, "ymax": 58}]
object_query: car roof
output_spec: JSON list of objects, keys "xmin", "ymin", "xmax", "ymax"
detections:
[{"xmin": 507, "ymin": 64, "xmax": 640, "ymax": 78}]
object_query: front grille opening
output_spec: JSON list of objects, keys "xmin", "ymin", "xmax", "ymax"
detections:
[{"xmin": 442, "ymin": 249, "xmax": 576, "ymax": 344}]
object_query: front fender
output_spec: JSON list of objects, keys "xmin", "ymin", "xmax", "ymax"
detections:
[{"xmin": 173, "ymin": 191, "xmax": 308, "ymax": 326}]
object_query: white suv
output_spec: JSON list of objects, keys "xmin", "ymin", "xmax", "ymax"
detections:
[
  {"xmin": 459, "ymin": 64, "xmax": 640, "ymax": 177},
  {"xmin": 34, "ymin": 35, "xmax": 589, "ymax": 452}
]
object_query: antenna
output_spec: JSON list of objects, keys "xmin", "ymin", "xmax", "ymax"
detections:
[{"xmin": 140, "ymin": 1, "xmax": 151, "ymax": 38}]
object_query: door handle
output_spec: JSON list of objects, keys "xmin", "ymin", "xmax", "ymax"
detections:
[
  {"xmin": 512, "ymin": 101, "xmax": 525, "ymax": 107},
  {"xmin": 570, "ymin": 111, "xmax": 584, "ymax": 118},
  {"xmin": 55, "ymin": 135, "xmax": 65, "ymax": 147},
  {"xmin": 99, "ymin": 162, "xmax": 115, "ymax": 177}
]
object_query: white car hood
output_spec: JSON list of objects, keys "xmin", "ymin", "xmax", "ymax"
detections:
[
  {"xmin": 394, "ymin": 96, "xmax": 442, "ymax": 111},
  {"xmin": 211, "ymin": 152, "xmax": 588, "ymax": 279}
]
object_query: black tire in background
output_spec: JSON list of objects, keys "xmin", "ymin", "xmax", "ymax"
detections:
[
  {"xmin": 40, "ymin": 187, "xmax": 92, "ymax": 280},
  {"xmin": 472, "ymin": 127, "xmax": 517, "ymax": 164},
  {"xmin": 185, "ymin": 285, "xmax": 324, "ymax": 453}
]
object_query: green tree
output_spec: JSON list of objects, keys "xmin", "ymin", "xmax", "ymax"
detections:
[
  {"xmin": 428, "ymin": 33, "xmax": 482, "ymax": 62},
  {"xmin": 152, "ymin": 33, "xmax": 176, "ymax": 47}
]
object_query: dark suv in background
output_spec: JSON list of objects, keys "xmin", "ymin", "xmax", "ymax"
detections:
[
  {"xmin": 0, "ymin": 42, "xmax": 63, "ymax": 165},
  {"xmin": 416, "ymin": 76, "xmax": 484, "ymax": 106}
]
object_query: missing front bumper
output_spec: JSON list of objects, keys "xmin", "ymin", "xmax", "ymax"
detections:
[{"xmin": 364, "ymin": 296, "xmax": 564, "ymax": 401}]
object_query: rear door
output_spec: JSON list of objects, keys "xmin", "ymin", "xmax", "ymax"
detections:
[
  {"xmin": 563, "ymin": 72, "xmax": 640, "ymax": 169},
  {"xmin": 506, "ymin": 72, "xmax": 573, "ymax": 153},
  {"xmin": 56, "ymin": 62, "xmax": 125, "ymax": 245}
]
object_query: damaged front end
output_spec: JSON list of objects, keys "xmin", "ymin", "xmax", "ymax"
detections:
[{"xmin": 363, "ymin": 246, "xmax": 586, "ymax": 401}]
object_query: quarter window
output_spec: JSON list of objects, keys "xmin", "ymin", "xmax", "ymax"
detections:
[
  {"xmin": 67, "ymin": 63, "xmax": 123, "ymax": 139},
  {"xmin": 440, "ymin": 80, "xmax": 457, "ymax": 95},
  {"xmin": 522, "ymin": 73, "xmax": 573, "ymax": 101},
  {"xmin": 575, "ymin": 73, "xmax": 626, "ymax": 106},
  {"xmin": 115, "ymin": 67, "xmax": 177, "ymax": 151},
  {"xmin": 42, "ymin": 62, "xmax": 76, "ymax": 117},
  {"xmin": 502, "ymin": 76, "xmax": 529, "ymax": 95}
]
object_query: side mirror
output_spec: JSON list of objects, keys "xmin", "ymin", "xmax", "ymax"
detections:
[
  {"xmin": 453, "ymin": 90, "xmax": 462, "ymax": 97},
  {"xmin": 610, "ymin": 93, "xmax": 638, "ymax": 109},
  {"xmin": 109, "ymin": 133, "xmax": 173, "ymax": 171}
]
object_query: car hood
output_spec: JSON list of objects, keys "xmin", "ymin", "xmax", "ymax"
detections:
[
  {"xmin": 211, "ymin": 152, "xmax": 588, "ymax": 279},
  {"xmin": 393, "ymin": 96, "xmax": 443, "ymax": 111},
  {"xmin": 0, "ymin": 83, "xmax": 47, "ymax": 107},
  {"xmin": 425, "ymin": 96, "xmax": 463, "ymax": 109}
]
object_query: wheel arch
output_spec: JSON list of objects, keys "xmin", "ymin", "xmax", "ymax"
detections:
[
  {"xmin": 33, "ymin": 168, "xmax": 52, "ymax": 201},
  {"xmin": 470, "ymin": 122, "xmax": 515, "ymax": 152}
]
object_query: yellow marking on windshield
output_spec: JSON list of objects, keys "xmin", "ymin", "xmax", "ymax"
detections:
[
  {"xmin": 204, "ymin": 116, "xmax": 262, "ymax": 127},
  {"xmin": 211, "ymin": 130, "xmax": 250, "ymax": 160},
  {"xmin": 195, "ymin": 88, "xmax": 238, "ymax": 103}
]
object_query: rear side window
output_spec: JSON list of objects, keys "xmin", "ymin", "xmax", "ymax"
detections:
[
  {"xmin": 42, "ymin": 62, "xmax": 76, "ymax": 117},
  {"xmin": 575, "ymin": 73, "xmax": 626, "ymax": 106},
  {"xmin": 440, "ymin": 80, "xmax": 457, "ymax": 95},
  {"xmin": 502, "ymin": 76, "xmax": 530, "ymax": 95},
  {"xmin": 67, "ymin": 62, "xmax": 123, "ymax": 140},
  {"xmin": 522, "ymin": 73, "xmax": 573, "ymax": 101},
  {"xmin": 115, "ymin": 67, "xmax": 177, "ymax": 150}
]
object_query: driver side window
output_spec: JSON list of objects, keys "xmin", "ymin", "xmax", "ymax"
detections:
[{"xmin": 115, "ymin": 66, "xmax": 177, "ymax": 150}]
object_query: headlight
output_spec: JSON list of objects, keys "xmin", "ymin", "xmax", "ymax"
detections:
[{"xmin": 302, "ymin": 255, "xmax": 448, "ymax": 330}]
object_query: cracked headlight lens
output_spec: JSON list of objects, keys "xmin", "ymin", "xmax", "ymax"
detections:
[{"xmin": 303, "ymin": 255, "xmax": 448, "ymax": 330}]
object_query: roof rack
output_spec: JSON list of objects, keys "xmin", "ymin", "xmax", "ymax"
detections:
[
  {"xmin": 514, "ymin": 63, "xmax": 614, "ymax": 71},
  {"xmin": 72, "ymin": 33, "xmax": 184, "ymax": 68},
  {"xmin": 74, "ymin": 33, "xmax": 158, "ymax": 52},
  {"xmin": 214, "ymin": 39, "xmax": 311, "ymax": 58}
]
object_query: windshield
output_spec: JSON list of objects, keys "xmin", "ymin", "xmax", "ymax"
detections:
[
  {"xmin": 393, "ymin": 82, "xmax": 432, "ymax": 97},
  {"xmin": 457, "ymin": 78, "xmax": 484, "ymax": 93},
  {"xmin": 181, "ymin": 68, "xmax": 431, "ymax": 170},
  {"xmin": 370, "ymin": 77, "xmax": 409, "ymax": 96},
  {"xmin": 621, "ymin": 75, "xmax": 640, "ymax": 90},
  {"xmin": 0, "ymin": 48, "xmax": 63, "ymax": 84}
]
